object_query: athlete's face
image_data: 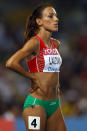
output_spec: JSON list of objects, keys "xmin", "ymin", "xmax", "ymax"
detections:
[{"xmin": 40, "ymin": 7, "xmax": 59, "ymax": 32}]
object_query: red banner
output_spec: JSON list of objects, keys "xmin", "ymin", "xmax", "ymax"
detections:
[{"xmin": 0, "ymin": 117, "xmax": 15, "ymax": 131}]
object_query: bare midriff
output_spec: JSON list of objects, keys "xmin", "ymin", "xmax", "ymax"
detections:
[{"xmin": 29, "ymin": 72, "xmax": 60, "ymax": 100}]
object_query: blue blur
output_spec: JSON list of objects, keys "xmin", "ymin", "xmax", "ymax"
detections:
[{"xmin": 15, "ymin": 116, "xmax": 87, "ymax": 131}]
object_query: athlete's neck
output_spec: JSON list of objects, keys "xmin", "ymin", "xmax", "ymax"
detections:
[{"xmin": 37, "ymin": 30, "xmax": 52, "ymax": 45}]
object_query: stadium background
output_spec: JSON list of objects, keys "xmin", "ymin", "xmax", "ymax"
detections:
[{"xmin": 0, "ymin": 0, "xmax": 87, "ymax": 130}]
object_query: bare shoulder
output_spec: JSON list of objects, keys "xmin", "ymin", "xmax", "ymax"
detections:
[
  {"xmin": 51, "ymin": 38, "xmax": 60, "ymax": 49},
  {"xmin": 22, "ymin": 36, "xmax": 40, "ymax": 52}
]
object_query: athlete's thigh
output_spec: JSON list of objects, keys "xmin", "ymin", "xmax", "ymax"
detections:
[
  {"xmin": 22, "ymin": 105, "xmax": 47, "ymax": 131},
  {"xmin": 47, "ymin": 106, "xmax": 67, "ymax": 131}
]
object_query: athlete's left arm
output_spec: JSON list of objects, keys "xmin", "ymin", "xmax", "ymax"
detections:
[{"xmin": 53, "ymin": 39, "xmax": 61, "ymax": 50}]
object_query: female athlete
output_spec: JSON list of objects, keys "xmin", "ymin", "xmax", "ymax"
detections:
[{"xmin": 6, "ymin": 5, "xmax": 67, "ymax": 131}]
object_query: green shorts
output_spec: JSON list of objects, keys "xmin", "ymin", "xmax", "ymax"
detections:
[{"xmin": 23, "ymin": 94, "xmax": 60, "ymax": 118}]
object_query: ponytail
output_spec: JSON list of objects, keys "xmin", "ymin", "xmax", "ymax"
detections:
[{"xmin": 24, "ymin": 15, "xmax": 39, "ymax": 43}]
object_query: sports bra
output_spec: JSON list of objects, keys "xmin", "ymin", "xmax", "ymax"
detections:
[{"xmin": 26, "ymin": 35, "xmax": 62, "ymax": 72}]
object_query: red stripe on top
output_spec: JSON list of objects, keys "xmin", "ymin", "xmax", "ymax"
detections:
[
  {"xmin": 50, "ymin": 38, "xmax": 56, "ymax": 48},
  {"xmin": 27, "ymin": 57, "xmax": 38, "ymax": 72},
  {"xmin": 37, "ymin": 50, "xmax": 45, "ymax": 72}
]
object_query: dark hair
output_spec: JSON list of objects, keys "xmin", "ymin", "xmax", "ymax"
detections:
[{"xmin": 24, "ymin": 5, "xmax": 52, "ymax": 43}]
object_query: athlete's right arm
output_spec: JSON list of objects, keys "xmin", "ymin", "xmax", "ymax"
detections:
[{"xmin": 5, "ymin": 37, "xmax": 40, "ymax": 79}]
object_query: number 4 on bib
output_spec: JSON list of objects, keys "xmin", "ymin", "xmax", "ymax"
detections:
[
  {"xmin": 28, "ymin": 116, "xmax": 40, "ymax": 130},
  {"xmin": 31, "ymin": 119, "xmax": 37, "ymax": 128}
]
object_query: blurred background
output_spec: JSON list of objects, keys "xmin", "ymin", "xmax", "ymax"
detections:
[{"xmin": 0, "ymin": 0, "xmax": 87, "ymax": 130}]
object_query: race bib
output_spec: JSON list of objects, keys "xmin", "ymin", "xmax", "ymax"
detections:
[
  {"xmin": 28, "ymin": 116, "xmax": 40, "ymax": 130},
  {"xmin": 43, "ymin": 55, "xmax": 62, "ymax": 72}
]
